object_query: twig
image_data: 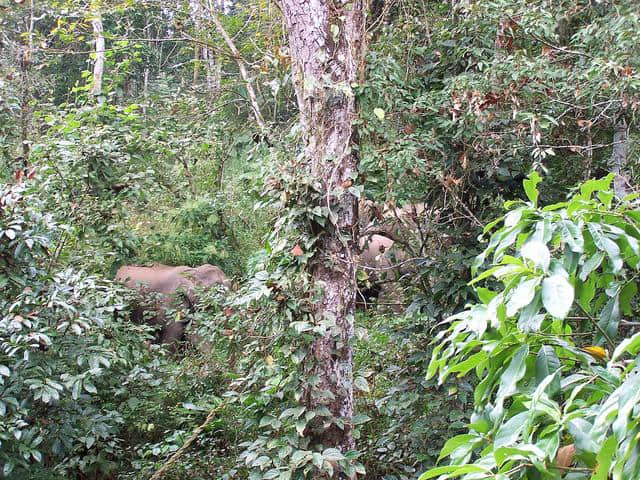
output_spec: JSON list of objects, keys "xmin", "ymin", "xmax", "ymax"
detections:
[
  {"xmin": 576, "ymin": 303, "xmax": 615, "ymax": 350},
  {"xmin": 148, "ymin": 402, "xmax": 224, "ymax": 480}
]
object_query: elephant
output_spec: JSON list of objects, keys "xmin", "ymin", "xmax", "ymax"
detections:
[
  {"xmin": 357, "ymin": 234, "xmax": 407, "ymax": 312},
  {"xmin": 115, "ymin": 263, "xmax": 228, "ymax": 349}
]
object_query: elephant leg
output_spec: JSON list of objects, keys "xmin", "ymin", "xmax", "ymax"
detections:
[{"xmin": 160, "ymin": 321, "xmax": 187, "ymax": 351}]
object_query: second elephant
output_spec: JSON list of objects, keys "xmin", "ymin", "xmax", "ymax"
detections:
[{"xmin": 115, "ymin": 263, "xmax": 228, "ymax": 348}]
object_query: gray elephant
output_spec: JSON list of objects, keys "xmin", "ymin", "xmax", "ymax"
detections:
[
  {"xmin": 357, "ymin": 234, "xmax": 407, "ymax": 312},
  {"xmin": 115, "ymin": 263, "xmax": 228, "ymax": 349}
]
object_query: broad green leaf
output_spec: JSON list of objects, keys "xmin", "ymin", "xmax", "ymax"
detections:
[
  {"xmin": 535, "ymin": 346, "xmax": 561, "ymax": 396},
  {"xmin": 477, "ymin": 287, "xmax": 497, "ymax": 304},
  {"xmin": 612, "ymin": 332, "xmax": 640, "ymax": 361},
  {"xmin": 580, "ymin": 174, "xmax": 614, "ymax": 199},
  {"xmin": 619, "ymin": 281, "xmax": 637, "ymax": 316},
  {"xmin": 596, "ymin": 295, "xmax": 620, "ymax": 345},
  {"xmin": 373, "ymin": 108, "xmax": 385, "ymax": 120},
  {"xmin": 438, "ymin": 434, "xmax": 479, "ymax": 461},
  {"xmin": 591, "ymin": 437, "xmax": 616, "ymax": 479},
  {"xmin": 558, "ymin": 220, "xmax": 584, "ymax": 253},
  {"xmin": 521, "ymin": 241, "xmax": 550, "ymax": 271},
  {"xmin": 496, "ymin": 345, "xmax": 529, "ymax": 402},
  {"xmin": 448, "ymin": 351, "xmax": 488, "ymax": 377},
  {"xmin": 588, "ymin": 223, "xmax": 623, "ymax": 273},
  {"xmin": 354, "ymin": 376, "xmax": 370, "ymax": 393},
  {"xmin": 568, "ymin": 419, "xmax": 599, "ymax": 453},
  {"xmin": 580, "ymin": 252, "xmax": 605, "ymax": 281},
  {"xmin": 518, "ymin": 307, "xmax": 544, "ymax": 332},
  {"xmin": 523, "ymin": 171, "xmax": 542, "ymax": 206},
  {"xmin": 322, "ymin": 448, "xmax": 344, "ymax": 462},
  {"xmin": 542, "ymin": 275, "xmax": 574, "ymax": 319},
  {"xmin": 494, "ymin": 444, "xmax": 545, "ymax": 466},
  {"xmin": 577, "ymin": 276, "xmax": 596, "ymax": 312},
  {"xmin": 495, "ymin": 411, "xmax": 528, "ymax": 448},
  {"xmin": 418, "ymin": 464, "xmax": 488, "ymax": 480},
  {"xmin": 506, "ymin": 277, "xmax": 540, "ymax": 317}
]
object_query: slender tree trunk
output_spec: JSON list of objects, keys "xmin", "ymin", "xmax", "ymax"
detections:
[
  {"xmin": 203, "ymin": 46, "xmax": 221, "ymax": 95},
  {"xmin": 19, "ymin": 0, "xmax": 35, "ymax": 167},
  {"xmin": 611, "ymin": 119, "xmax": 629, "ymax": 199},
  {"xmin": 206, "ymin": 6, "xmax": 265, "ymax": 130},
  {"xmin": 281, "ymin": 0, "xmax": 367, "ymax": 453},
  {"xmin": 143, "ymin": 67, "xmax": 149, "ymax": 115},
  {"xmin": 193, "ymin": 43, "xmax": 200, "ymax": 86},
  {"xmin": 90, "ymin": 5, "xmax": 105, "ymax": 96}
]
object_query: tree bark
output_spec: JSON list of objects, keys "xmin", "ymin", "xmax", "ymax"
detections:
[
  {"xmin": 90, "ymin": 6, "xmax": 105, "ymax": 96},
  {"xmin": 281, "ymin": 0, "xmax": 367, "ymax": 453},
  {"xmin": 611, "ymin": 119, "xmax": 629, "ymax": 199}
]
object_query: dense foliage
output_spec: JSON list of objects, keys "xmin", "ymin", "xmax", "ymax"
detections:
[{"xmin": 1, "ymin": 0, "xmax": 639, "ymax": 479}]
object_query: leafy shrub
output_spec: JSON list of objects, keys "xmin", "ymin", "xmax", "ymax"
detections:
[{"xmin": 424, "ymin": 174, "xmax": 640, "ymax": 479}]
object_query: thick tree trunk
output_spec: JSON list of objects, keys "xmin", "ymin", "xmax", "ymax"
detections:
[
  {"xmin": 91, "ymin": 8, "xmax": 105, "ymax": 96},
  {"xmin": 281, "ymin": 0, "xmax": 367, "ymax": 453}
]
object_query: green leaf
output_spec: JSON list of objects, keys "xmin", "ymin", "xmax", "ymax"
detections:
[
  {"xmin": 448, "ymin": 351, "xmax": 488, "ymax": 377},
  {"xmin": 322, "ymin": 448, "xmax": 344, "ymax": 462},
  {"xmin": 612, "ymin": 332, "xmax": 640, "ymax": 361},
  {"xmin": 577, "ymin": 276, "xmax": 596, "ymax": 312},
  {"xmin": 495, "ymin": 411, "xmax": 528, "ymax": 447},
  {"xmin": 354, "ymin": 376, "xmax": 370, "ymax": 393},
  {"xmin": 516, "ymin": 291, "xmax": 542, "ymax": 332},
  {"xmin": 542, "ymin": 275, "xmax": 574, "ymax": 319},
  {"xmin": 596, "ymin": 295, "xmax": 620, "ymax": 345},
  {"xmin": 438, "ymin": 434, "xmax": 479, "ymax": 461},
  {"xmin": 496, "ymin": 345, "xmax": 529, "ymax": 402},
  {"xmin": 521, "ymin": 241, "xmax": 550, "ymax": 270},
  {"xmin": 523, "ymin": 171, "xmax": 542, "ymax": 206},
  {"xmin": 619, "ymin": 281, "xmax": 637, "ymax": 316},
  {"xmin": 506, "ymin": 277, "xmax": 540, "ymax": 317},
  {"xmin": 477, "ymin": 287, "xmax": 497, "ymax": 304},
  {"xmin": 588, "ymin": 223, "xmax": 623, "ymax": 273},
  {"xmin": 535, "ymin": 346, "xmax": 561, "ymax": 390},
  {"xmin": 494, "ymin": 444, "xmax": 545, "ymax": 466},
  {"xmin": 580, "ymin": 251, "xmax": 605, "ymax": 281},
  {"xmin": 568, "ymin": 418, "xmax": 599, "ymax": 453},
  {"xmin": 591, "ymin": 436, "xmax": 616, "ymax": 480},
  {"xmin": 558, "ymin": 220, "xmax": 584, "ymax": 253},
  {"xmin": 418, "ymin": 464, "xmax": 488, "ymax": 480},
  {"xmin": 373, "ymin": 108, "xmax": 385, "ymax": 121},
  {"xmin": 83, "ymin": 380, "xmax": 97, "ymax": 394},
  {"xmin": 580, "ymin": 174, "xmax": 613, "ymax": 199}
]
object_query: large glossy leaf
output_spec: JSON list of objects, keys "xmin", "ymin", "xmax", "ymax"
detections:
[
  {"xmin": 506, "ymin": 277, "xmax": 540, "ymax": 317},
  {"xmin": 521, "ymin": 241, "xmax": 550, "ymax": 271},
  {"xmin": 542, "ymin": 275, "xmax": 574, "ymax": 319},
  {"xmin": 596, "ymin": 295, "xmax": 620, "ymax": 345},
  {"xmin": 588, "ymin": 223, "xmax": 623, "ymax": 273},
  {"xmin": 523, "ymin": 171, "xmax": 542, "ymax": 206},
  {"xmin": 495, "ymin": 411, "xmax": 528, "ymax": 448},
  {"xmin": 418, "ymin": 464, "xmax": 489, "ymax": 480},
  {"xmin": 496, "ymin": 345, "xmax": 529, "ymax": 402},
  {"xmin": 535, "ymin": 346, "xmax": 561, "ymax": 396}
]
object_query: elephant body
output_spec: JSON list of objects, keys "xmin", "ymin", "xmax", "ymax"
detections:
[
  {"xmin": 358, "ymin": 234, "xmax": 406, "ymax": 312},
  {"xmin": 115, "ymin": 263, "xmax": 227, "ymax": 348}
]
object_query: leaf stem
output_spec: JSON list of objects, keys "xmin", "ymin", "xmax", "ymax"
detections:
[{"xmin": 575, "ymin": 303, "xmax": 615, "ymax": 350}]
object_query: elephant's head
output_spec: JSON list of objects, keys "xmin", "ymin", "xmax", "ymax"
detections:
[{"xmin": 357, "ymin": 234, "xmax": 406, "ymax": 312}]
